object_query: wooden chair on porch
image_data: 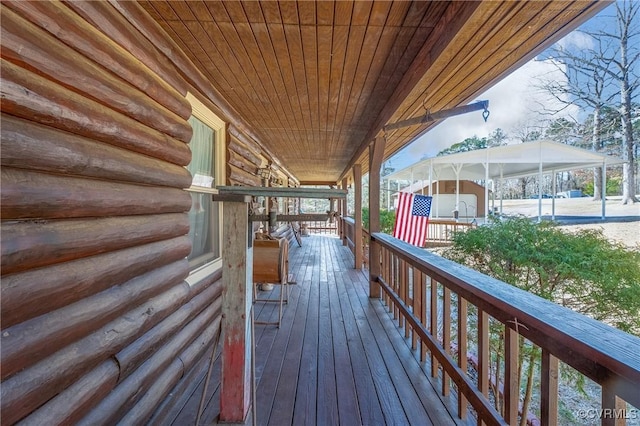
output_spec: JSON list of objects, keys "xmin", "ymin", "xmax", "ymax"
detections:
[{"xmin": 253, "ymin": 238, "xmax": 290, "ymax": 327}]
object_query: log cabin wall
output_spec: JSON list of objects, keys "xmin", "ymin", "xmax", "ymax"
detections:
[
  {"xmin": 0, "ymin": 1, "xmax": 245, "ymax": 423},
  {"xmin": 227, "ymin": 125, "xmax": 264, "ymax": 187}
]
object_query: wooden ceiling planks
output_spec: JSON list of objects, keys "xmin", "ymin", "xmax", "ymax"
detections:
[
  {"xmin": 379, "ymin": 1, "xmax": 513, "ymax": 157},
  {"xmin": 300, "ymin": 3, "xmax": 320, "ymax": 150},
  {"xmin": 263, "ymin": 11, "xmax": 307, "ymax": 154},
  {"xmin": 250, "ymin": 17, "xmax": 299, "ymax": 150},
  {"xmin": 347, "ymin": 1, "xmax": 474, "ymax": 175},
  {"xmin": 137, "ymin": 0, "xmax": 608, "ymax": 183},
  {"xmin": 341, "ymin": 6, "xmax": 385, "ymax": 144},
  {"xmin": 232, "ymin": 11, "xmax": 298, "ymax": 146},
  {"xmin": 388, "ymin": 1, "xmax": 561, "ymax": 150}
]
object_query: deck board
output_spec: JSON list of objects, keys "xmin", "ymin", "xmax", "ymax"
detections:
[{"xmin": 166, "ymin": 235, "xmax": 467, "ymax": 426}]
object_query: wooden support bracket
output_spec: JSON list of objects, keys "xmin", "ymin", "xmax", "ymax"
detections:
[{"xmin": 383, "ymin": 100, "xmax": 489, "ymax": 132}]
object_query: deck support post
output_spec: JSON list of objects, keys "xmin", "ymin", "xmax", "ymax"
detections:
[
  {"xmin": 368, "ymin": 136, "xmax": 385, "ymax": 297},
  {"xmin": 217, "ymin": 194, "xmax": 253, "ymax": 423},
  {"xmin": 353, "ymin": 164, "xmax": 363, "ymax": 269},
  {"xmin": 341, "ymin": 178, "xmax": 348, "ymax": 246}
]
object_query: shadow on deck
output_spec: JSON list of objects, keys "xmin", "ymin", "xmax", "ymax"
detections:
[{"xmin": 154, "ymin": 235, "xmax": 468, "ymax": 426}]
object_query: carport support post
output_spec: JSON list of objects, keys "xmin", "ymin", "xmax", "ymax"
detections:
[
  {"xmin": 601, "ymin": 161, "xmax": 607, "ymax": 220},
  {"xmin": 369, "ymin": 136, "xmax": 385, "ymax": 298},
  {"xmin": 484, "ymin": 157, "xmax": 489, "ymax": 218},
  {"xmin": 552, "ymin": 170, "xmax": 557, "ymax": 220},
  {"xmin": 216, "ymin": 194, "xmax": 253, "ymax": 423},
  {"xmin": 538, "ymin": 153, "xmax": 543, "ymax": 222}
]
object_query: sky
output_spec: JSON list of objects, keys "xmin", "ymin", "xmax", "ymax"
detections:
[{"xmin": 386, "ymin": 2, "xmax": 618, "ymax": 174}]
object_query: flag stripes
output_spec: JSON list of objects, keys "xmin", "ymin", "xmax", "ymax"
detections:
[{"xmin": 392, "ymin": 192, "xmax": 432, "ymax": 247}]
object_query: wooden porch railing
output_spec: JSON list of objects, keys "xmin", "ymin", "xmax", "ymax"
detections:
[
  {"xmin": 341, "ymin": 216, "xmax": 356, "ymax": 253},
  {"xmin": 369, "ymin": 232, "xmax": 640, "ymax": 426},
  {"xmin": 425, "ymin": 219, "xmax": 476, "ymax": 247},
  {"xmin": 340, "ymin": 217, "xmax": 475, "ymax": 257},
  {"xmin": 302, "ymin": 220, "xmax": 338, "ymax": 235}
]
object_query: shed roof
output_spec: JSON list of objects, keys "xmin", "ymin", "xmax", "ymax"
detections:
[{"xmin": 385, "ymin": 140, "xmax": 625, "ymax": 182}]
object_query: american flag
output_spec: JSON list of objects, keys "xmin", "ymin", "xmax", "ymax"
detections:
[{"xmin": 392, "ymin": 192, "xmax": 432, "ymax": 247}]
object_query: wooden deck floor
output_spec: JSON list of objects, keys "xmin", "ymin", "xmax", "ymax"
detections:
[{"xmin": 156, "ymin": 235, "xmax": 468, "ymax": 426}]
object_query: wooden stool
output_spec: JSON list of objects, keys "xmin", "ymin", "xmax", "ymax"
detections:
[{"xmin": 253, "ymin": 238, "xmax": 289, "ymax": 327}]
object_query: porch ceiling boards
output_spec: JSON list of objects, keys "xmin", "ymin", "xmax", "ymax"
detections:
[{"xmin": 139, "ymin": 0, "xmax": 608, "ymax": 184}]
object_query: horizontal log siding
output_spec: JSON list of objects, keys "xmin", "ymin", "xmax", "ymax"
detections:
[
  {"xmin": 1, "ymin": 115, "xmax": 192, "ymax": 189},
  {"xmin": 111, "ymin": 0, "xmax": 278, "ymax": 170},
  {"xmin": 3, "ymin": 0, "xmax": 191, "ymax": 119},
  {"xmin": 1, "ymin": 237, "xmax": 191, "ymax": 328},
  {"xmin": 1, "ymin": 168, "xmax": 191, "ymax": 219},
  {"xmin": 1, "ymin": 59, "xmax": 191, "ymax": 166},
  {"xmin": 15, "ymin": 360, "xmax": 120, "ymax": 426},
  {"xmin": 118, "ymin": 318, "xmax": 222, "ymax": 424},
  {"xmin": 227, "ymin": 133, "xmax": 262, "ymax": 187},
  {"xmin": 1, "ymin": 6, "xmax": 191, "ymax": 142},
  {"xmin": 1, "ymin": 214, "xmax": 189, "ymax": 275},
  {"xmin": 0, "ymin": 1, "xmax": 222, "ymax": 424},
  {"xmin": 0, "ymin": 284, "xmax": 191, "ymax": 425},
  {"xmin": 77, "ymin": 298, "xmax": 222, "ymax": 426},
  {"xmin": 1, "ymin": 260, "xmax": 189, "ymax": 380},
  {"xmin": 115, "ymin": 277, "xmax": 223, "ymax": 380}
]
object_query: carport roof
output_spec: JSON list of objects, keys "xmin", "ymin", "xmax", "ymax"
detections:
[{"xmin": 385, "ymin": 140, "xmax": 625, "ymax": 182}]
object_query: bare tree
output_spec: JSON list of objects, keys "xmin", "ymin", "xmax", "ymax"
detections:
[
  {"xmin": 511, "ymin": 124, "xmax": 544, "ymax": 197},
  {"xmin": 537, "ymin": 0, "xmax": 639, "ymax": 202},
  {"xmin": 537, "ymin": 33, "xmax": 616, "ymax": 200},
  {"xmin": 603, "ymin": 0, "xmax": 640, "ymax": 203},
  {"xmin": 577, "ymin": 1, "xmax": 639, "ymax": 203}
]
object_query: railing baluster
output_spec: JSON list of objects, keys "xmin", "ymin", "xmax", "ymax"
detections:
[
  {"xmin": 504, "ymin": 326, "xmax": 519, "ymax": 424},
  {"xmin": 458, "ymin": 296, "xmax": 468, "ymax": 420},
  {"xmin": 390, "ymin": 254, "xmax": 395, "ymax": 314},
  {"xmin": 420, "ymin": 273, "xmax": 427, "ymax": 362},
  {"xmin": 388, "ymin": 250, "xmax": 393, "ymax": 310},
  {"xmin": 404, "ymin": 262, "xmax": 410, "ymax": 339},
  {"xmin": 381, "ymin": 246, "xmax": 387, "ymax": 304},
  {"xmin": 399, "ymin": 259, "xmax": 406, "ymax": 330},
  {"xmin": 602, "ymin": 385, "xmax": 626, "ymax": 426},
  {"xmin": 382, "ymin": 246, "xmax": 389, "ymax": 303},
  {"xmin": 430, "ymin": 279, "xmax": 439, "ymax": 379},
  {"xmin": 393, "ymin": 255, "xmax": 399, "ymax": 319},
  {"xmin": 442, "ymin": 287, "xmax": 451, "ymax": 397},
  {"xmin": 412, "ymin": 268, "xmax": 421, "ymax": 352},
  {"xmin": 369, "ymin": 232, "xmax": 640, "ymax": 426},
  {"xmin": 540, "ymin": 349, "xmax": 558, "ymax": 426},
  {"xmin": 477, "ymin": 309, "xmax": 489, "ymax": 426},
  {"xmin": 388, "ymin": 252, "xmax": 393, "ymax": 311}
]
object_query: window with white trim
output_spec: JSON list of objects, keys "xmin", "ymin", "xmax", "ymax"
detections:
[{"xmin": 185, "ymin": 93, "xmax": 225, "ymax": 271}]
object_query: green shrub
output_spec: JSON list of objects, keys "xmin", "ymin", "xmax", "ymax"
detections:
[
  {"xmin": 362, "ymin": 208, "xmax": 396, "ymax": 234},
  {"xmin": 442, "ymin": 216, "xmax": 640, "ymax": 335}
]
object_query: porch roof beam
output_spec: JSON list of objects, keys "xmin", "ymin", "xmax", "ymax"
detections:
[
  {"xmin": 217, "ymin": 186, "xmax": 346, "ymax": 199},
  {"xmin": 383, "ymin": 100, "xmax": 489, "ymax": 132}
]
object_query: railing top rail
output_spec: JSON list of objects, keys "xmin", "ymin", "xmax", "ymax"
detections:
[
  {"xmin": 371, "ymin": 232, "xmax": 640, "ymax": 406},
  {"xmin": 428, "ymin": 219, "xmax": 475, "ymax": 226}
]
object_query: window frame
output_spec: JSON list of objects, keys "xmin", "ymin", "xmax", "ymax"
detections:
[{"xmin": 184, "ymin": 92, "xmax": 226, "ymax": 281}]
